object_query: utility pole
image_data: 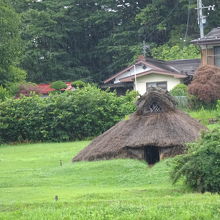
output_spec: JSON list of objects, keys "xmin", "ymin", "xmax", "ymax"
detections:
[
  {"xmin": 196, "ymin": 0, "xmax": 215, "ymax": 38},
  {"xmin": 134, "ymin": 65, "xmax": 137, "ymax": 92},
  {"xmin": 143, "ymin": 41, "xmax": 150, "ymax": 58},
  {"xmin": 143, "ymin": 41, "xmax": 147, "ymax": 58}
]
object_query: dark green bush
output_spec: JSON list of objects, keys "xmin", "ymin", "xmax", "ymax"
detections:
[
  {"xmin": 171, "ymin": 127, "xmax": 220, "ymax": 193},
  {"xmin": 0, "ymin": 85, "xmax": 137, "ymax": 143},
  {"xmin": 51, "ymin": 81, "xmax": 67, "ymax": 90}
]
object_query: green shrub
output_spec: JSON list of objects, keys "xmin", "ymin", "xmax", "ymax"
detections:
[
  {"xmin": 51, "ymin": 81, "xmax": 67, "ymax": 90},
  {"xmin": 0, "ymin": 86, "xmax": 10, "ymax": 101},
  {"xmin": 0, "ymin": 85, "xmax": 137, "ymax": 143},
  {"xmin": 72, "ymin": 80, "xmax": 87, "ymax": 88},
  {"xmin": 171, "ymin": 127, "xmax": 220, "ymax": 193},
  {"xmin": 170, "ymin": 84, "xmax": 187, "ymax": 96}
]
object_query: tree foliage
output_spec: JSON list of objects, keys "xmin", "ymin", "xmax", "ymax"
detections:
[
  {"xmin": 0, "ymin": 0, "xmax": 26, "ymax": 88},
  {"xmin": 152, "ymin": 44, "xmax": 200, "ymax": 61},
  {"xmin": 188, "ymin": 65, "xmax": 220, "ymax": 103},
  {"xmin": 0, "ymin": 86, "xmax": 10, "ymax": 101},
  {"xmin": 8, "ymin": 0, "xmax": 219, "ymax": 83},
  {"xmin": 171, "ymin": 127, "xmax": 220, "ymax": 193}
]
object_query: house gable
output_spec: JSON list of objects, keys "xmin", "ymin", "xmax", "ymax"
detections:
[{"xmin": 104, "ymin": 58, "xmax": 179, "ymax": 84}]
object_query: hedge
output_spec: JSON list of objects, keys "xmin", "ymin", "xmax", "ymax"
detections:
[{"xmin": 0, "ymin": 85, "xmax": 136, "ymax": 143}]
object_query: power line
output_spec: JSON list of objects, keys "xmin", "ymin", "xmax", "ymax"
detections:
[{"xmin": 184, "ymin": 0, "xmax": 191, "ymax": 41}]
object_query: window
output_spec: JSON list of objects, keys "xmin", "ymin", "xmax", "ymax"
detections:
[
  {"xmin": 149, "ymin": 102, "xmax": 162, "ymax": 113},
  {"xmin": 146, "ymin": 81, "xmax": 167, "ymax": 90},
  {"xmin": 214, "ymin": 46, "xmax": 220, "ymax": 67}
]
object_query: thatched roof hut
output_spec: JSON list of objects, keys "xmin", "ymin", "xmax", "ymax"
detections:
[{"xmin": 73, "ymin": 88, "xmax": 205, "ymax": 164}]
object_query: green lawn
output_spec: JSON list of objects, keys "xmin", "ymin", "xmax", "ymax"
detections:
[{"xmin": 0, "ymin": 142, "xmax": 219, "ymax": 220}]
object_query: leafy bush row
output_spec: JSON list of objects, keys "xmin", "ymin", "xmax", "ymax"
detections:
[{"xmin": 0, "ymin": 86, "xmax": 136, "ymax": 143}]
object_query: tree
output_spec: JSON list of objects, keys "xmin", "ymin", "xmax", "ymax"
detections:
[
  {"xmin": 11, "ymin": 0, "xmax": 152, "ymax": 82},
  {"xmin": 9, "ymin": 0, "xmax": 220, "ymax": 84},
  {"xmin": 22, "ymin": 6, "xmax": 90, "ymax": 82},
  {"xmin": 0, "ymin": 0, "xmax": 26, "ymax": 88},
  {"xmin": 151, "ymin": 44, "xmax": 200, "ymax": 61},
  {"xmin": 188, "ymin": 65, "xmax": 220, "ymax": 103}
]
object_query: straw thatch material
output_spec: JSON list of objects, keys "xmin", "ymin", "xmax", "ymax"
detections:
[{"xmin": 73, "ymin": 88, "xmax": 205, "ymax": 162}]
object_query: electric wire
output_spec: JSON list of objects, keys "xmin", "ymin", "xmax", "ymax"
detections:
[
  {"xmin": 184, "ymin": 0, "xmax": 191, "ymax": 41},
  {"xmin": 145, "ymin": 1, "xmax": 180, "ymax": 41}
]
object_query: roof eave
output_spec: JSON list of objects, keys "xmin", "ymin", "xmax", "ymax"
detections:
[
  {"xmin": 191, "ymin": 39, "xmax": 220, "ymax": 45},
  {"xmin": 119, "ymin": 71, "xmax": 186, "ymax": 82}
]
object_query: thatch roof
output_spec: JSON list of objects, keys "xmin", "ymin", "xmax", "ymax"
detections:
[{"xmin": 73, "ymin": 88, "xmax": 205, "ymax": 162}]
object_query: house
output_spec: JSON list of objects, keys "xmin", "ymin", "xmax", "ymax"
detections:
[
  {"xmin": 73, "ymin": 87, "xmax": 205, "ymax": 164},
  {"xmin": 103, "ymin": 56, "xmax": 200, "ymax": 95},
  {"xmin": 191, "ymin": 27, "xmax": 220, "ymax": 67}
]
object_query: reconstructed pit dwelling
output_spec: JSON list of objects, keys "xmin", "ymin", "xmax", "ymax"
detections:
[{"xmin": 73, "ymin": 88, "xmax": 205, "ymax": 165}]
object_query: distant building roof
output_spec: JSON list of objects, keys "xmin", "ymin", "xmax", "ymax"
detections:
[{"xmin": 191, "ymin": 27, "xmax": 220, "ymax": 45}]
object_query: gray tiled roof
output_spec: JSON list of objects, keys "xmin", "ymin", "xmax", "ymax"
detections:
[
  {"xmin": 144, "ymin": 58, "xmax": 179, "ymax": 73},
  {"xmin": 145, "ymin": 58, "xmax": 201, "ymax": 76},
  {"xmin": 191, "ymin": 27, "xmax": 220, "ymax": 45},
  {"xmin": 166, "ymin": 59, "xmax": 201, "ymax": 75}
]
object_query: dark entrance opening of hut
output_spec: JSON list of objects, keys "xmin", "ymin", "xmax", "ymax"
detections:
[{"xmin": 144, "ymin": 146, "xmax": 160, "ymax": 165}]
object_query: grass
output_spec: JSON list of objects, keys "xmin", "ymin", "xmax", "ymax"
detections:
[
  {"xmin": 0, "ymin": 142, "xmax": 220, "ymax": 219},
  {"xmin": 188, "ymin": 108, "xmax": 219, "ymax": 126}
]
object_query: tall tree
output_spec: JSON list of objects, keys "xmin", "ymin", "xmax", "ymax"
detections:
[{"xmin": 0, "ymin": 0, "xmax": 26, "ymax": 88}]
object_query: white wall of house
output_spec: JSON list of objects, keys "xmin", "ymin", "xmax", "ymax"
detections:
[
  {"xmin": 135, "ymin": 73, "xmax": 182, "ymax": 95},
  {"xmin": 114, "ymin": 64, "xmax": 151, "ymax": 83}
]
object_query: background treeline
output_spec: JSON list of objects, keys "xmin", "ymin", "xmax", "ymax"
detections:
[
  {"xmin": 2, "ymin": 0, "xmax": 220, "ymax": 85},
  {"xmin": 0, "ymin": 86, "xmax": 136, "ymax": 143}
]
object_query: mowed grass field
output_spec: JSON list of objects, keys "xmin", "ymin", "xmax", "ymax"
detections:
[{"xmin": 0, "ymin": 142, "xmax": 220, "ymax": 220}]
